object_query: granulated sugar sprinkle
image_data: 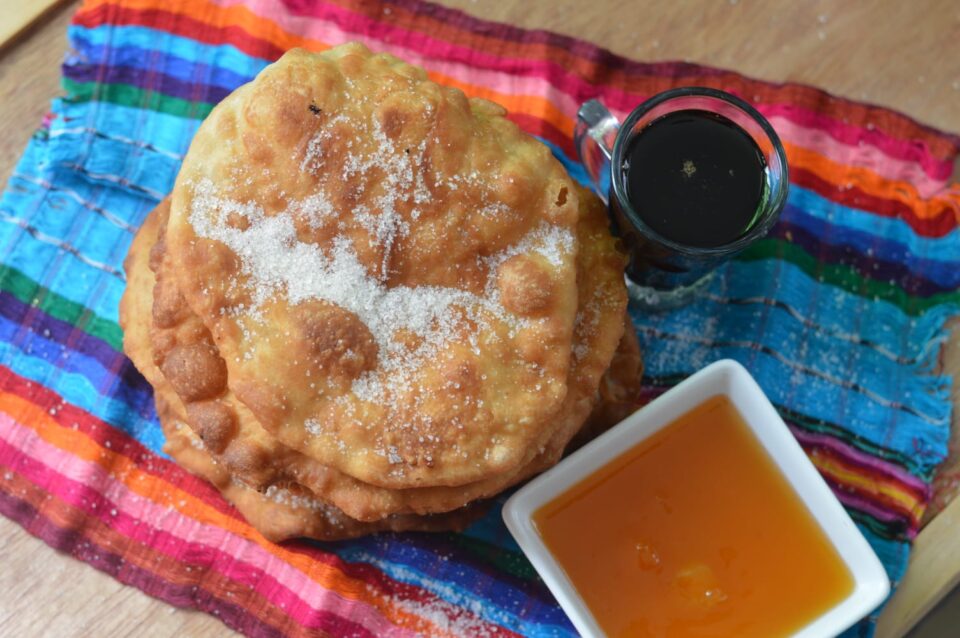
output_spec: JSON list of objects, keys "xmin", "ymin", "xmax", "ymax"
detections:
[{"xmin": 189, "ymin": 177, "xmax": 572, "ymax": 409}]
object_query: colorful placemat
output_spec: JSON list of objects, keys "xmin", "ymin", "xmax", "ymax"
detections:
[{"xmin": 2, "ymin": 0, "xmax": 959, "ymax": 635}]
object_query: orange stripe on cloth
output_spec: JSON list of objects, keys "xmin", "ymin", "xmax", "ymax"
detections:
[
  {"xmin": 75, "ymin": 0, "xmax": 959, "ymax": 217},
  {"xmin": 808, "ymin": 449, "xmax": 924, "ymax": 527},
  {"xmin": 0, "ymin": 468, "xmax": 303, "ymax": 637},
  {"xmin": 0, "ymin": 390, "xmax": 452, "ymax": 637},
  {"xmin": 784, "ymin": 143, "xmax": 960, "ymax": 222}
]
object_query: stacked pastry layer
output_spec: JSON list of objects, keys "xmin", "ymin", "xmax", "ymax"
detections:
[{"xmin": 119, "ymin": 43, "xmax": 640, "ymax": 542}]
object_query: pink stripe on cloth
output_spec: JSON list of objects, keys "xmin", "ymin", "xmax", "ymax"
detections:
[
  {"xmin": 767, "ymin": 115, "xmax": 952, "ymax": 198},
  {"xmin": 789, "ymin": 425, "xmax": 929, "ymax": 494},
  {"xmin": 759, "ymin": 105, "xmax": 956, "ymax": 182},
  {"xmin": 0, "ymin": 414, "xmax": 423, "ymax": 638},
  {"xmin": 224, "ymin": 0, "xmax": 955, "ymax": 178},
  {"xmin": 832, "ymin": 489, "xmax": 918, "ymax": 540}
]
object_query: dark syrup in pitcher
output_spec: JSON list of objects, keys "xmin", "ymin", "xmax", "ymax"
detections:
[{"xmin": 622, "ymin": 109, "xmax": 767, "ymax": 248}]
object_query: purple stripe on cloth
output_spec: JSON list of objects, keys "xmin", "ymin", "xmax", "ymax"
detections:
[
  {"xmin": 63, "ymin": 63, "xmax": 234, "ymax": 105},
  {"xmin": 344, "ymin": 531, "xmax": 560, "ymax": 608},
  {"xmin": 282, "ymin": 0, "xmax": 732, "ymax": 76},
  {"xmin": 769, "ymin": 221, "xmax": 957, "ymax": 297},
  {"xmin": 0, "ymin": 289, "xmax": 129, "ymax": 375},
  {"xmin": 820, "ymin": 480, "xmax": 912, "ymax": 536},
  {"xmin": 789, "ymin": 426, "xmax": 929, "ymax": 494},
  {"xmin": 0, "ymin": 485, "xmax": 284, "ymax": 638}
]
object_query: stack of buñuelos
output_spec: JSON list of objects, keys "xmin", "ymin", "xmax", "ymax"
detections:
[{"xmin": 119, "ymin": 43, "xmax": 641, "ymax": 542}]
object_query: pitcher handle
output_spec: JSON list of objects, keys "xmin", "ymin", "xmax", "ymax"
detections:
[{"xmin": 574, "ymin": 99, "xmax": 621, "ymax": 204}]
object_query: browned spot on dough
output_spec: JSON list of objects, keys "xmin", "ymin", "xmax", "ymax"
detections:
[
  {"xmin": 234, "ymin": 380, "xmax": 291, "ymax": 427},
  {"xmin": 340, "ymin": 179, "xmax": 364, "ymax": 207},
  {"xmin": 186, "ymin": 401, "xmax": 238, "ymax": 454},
  {"xmin": 498, "ymin": 255, "xmax": 554, "ymax": 316},
  {"xmin": 300, "ymin": 305, "xmax": 378, "ymax": 380},
  {"xmin": 226, "ymin": 211, "xmax": 251, "ymax": 230},
  {"xmin": 222, "ymin": 440, "xmax": 270, "ymax": 477},
  {"xmin": 441, "ymin": 359, "xmax": 480, "ymax": 395},
  {"xmin": 160, "ymin": 343, "xmax": 227, "ymax": 402},
  {"xmin": 216, "ymin": 108, "xmax": 237, "ymax": 138},
  {"xmin": 152, "ymin": 276, "xmax": 188, "ymax": 329},
  {"xmin": 242, "ymin": 130, "xmax": 274, "ymax": 166},
  {"xmin": 148, "ymin": 236, "xmax": 166, "ymax": 273},
  {"xmin": 379, "ymin": 106, "xmax": 407, "ymax": 139},
  {"xmin": 392, "ymin": 328, "xmax": 424, "ymax": 353}
]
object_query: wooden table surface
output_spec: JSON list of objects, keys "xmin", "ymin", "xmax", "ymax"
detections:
[{"xmin": 1, "ymin": 1, "xmax": 958, "ymax": 636}]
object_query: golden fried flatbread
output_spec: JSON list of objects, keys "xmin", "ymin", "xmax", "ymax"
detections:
[
  {"xmin": 166, "ymin": 44, "xmax": 588, "ymax": 488},
  {"xmin": 121, "ymin": 210, "xmax": 481, "ymax": 541},
  {"xmin": 156, "ymin": 398, "xmax": 483, "ymax": 543},
  {"xmin": 151, "ymin": 185, "xmax": 630, "ymax": 521}
]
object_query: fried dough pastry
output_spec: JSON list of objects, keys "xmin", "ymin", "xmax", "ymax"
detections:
[
  {"xmin": 570, "ymin": 320, "xmax": 645, "ymax": 451},
  {"xmin": 166, "ymin": 44, "xmax": 588, "ymax": 488},
  {"xmin": 151, "ymin": 186, "xmax": 630, "ymax": 521},
  {"xmin": 157, "ymin": 400, "xmax": 483, "ymax": 543},
  {"xmin": 122, "ymin": 210, "xmax": 480, "ymax": 541}
]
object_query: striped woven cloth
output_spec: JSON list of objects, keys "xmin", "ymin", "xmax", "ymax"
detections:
[{"xmin": 1, "ymin": 0, "xmax": 959, "ymax": 636}]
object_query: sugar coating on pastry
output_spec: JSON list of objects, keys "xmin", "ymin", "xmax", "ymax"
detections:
[
  {"xmin": 167, "ymin": 43, "xmax": 587, "ymax": 488},
  {"xmin": 150, "ymin": 188, "xmax": 630, "ymax": 520},
  {"xmin": 156, "ymin": 398, "xmax": 484, "ymax": 543},
  {"xmin": 120, "ymin": 208, "xmax": 481, "ymax": 541}
]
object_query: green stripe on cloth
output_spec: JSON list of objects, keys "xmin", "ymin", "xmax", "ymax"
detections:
[
  {"xmin": 0, "ymin": 265, "xmax": 122, "ymax": 351},
  {"xmin": 780, "ymin": 406, "xmax": 929, "ymax": 479},
  {"xmin": 740, "ymin": 239, "xmax": 960, "ymax": 315},
  {"xmin": 62, "ymin": 78, "xmax": 215, "ymax": 121},
  {"xmin": 643, "ymin": 376, "xmax": 931, "ymax": 477},
  {"xmin": 448, "ymin": 533, "xmax": 538, "ymax": 581},
  {"xmin": 60, "ymin": 81, "xmax": 960, "ymax": 317}
]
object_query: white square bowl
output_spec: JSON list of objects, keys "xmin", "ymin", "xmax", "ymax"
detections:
[{"xmin": 503, "ymin": 358, "xmax": 890, "ymax": 638}]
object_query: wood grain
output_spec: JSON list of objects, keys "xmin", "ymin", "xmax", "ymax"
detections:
[
  {"xmin": 0, "ymin": 1, "xmax": 958, "ymax": 637},
  {"xmin": 437, "ymin": 0, "xmax": 960, "ymax": 133},
  {"xmin": 0, "ymin": 0, "xmax": 71, "ymax": 51},
  {"xmin": 877, "ymin": 477, "xmax": 960, "ymax": 638},
  {"xmin": 0, "ymin": 521, "xmax": 231, "ymax": 637},
  {"xmin": 0, "ymin": 0, "xmax": 76, "ymax": 189}
]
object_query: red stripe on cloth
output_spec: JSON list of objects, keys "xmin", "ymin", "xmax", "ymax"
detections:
[
  {"xmin": 291, "ymin": 0, "xmax": 960, "ymax": 162},
  {"xmin": 74, "ymin": 4, "xmax": 288, "ymax": 60},
  {"xmin": 0, "ymin": 372, "xmax": 507, "ymax": 637},
  {"xmin": 791, "ymin": 168, "xmax": 959, "ymax": 239},
  {"xmin": 0, "ymin": 469, "xmax": 292, "ymax": 638}
]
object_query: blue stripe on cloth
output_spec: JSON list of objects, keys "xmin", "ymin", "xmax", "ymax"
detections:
[
  {"xmin": 640, "ymin": 257, "xmax": 943, "ymax": 367},
  {"xmin": 3, "ymin": 20, "xmax": 953, "ymax": 638},
  {"xmin": 0, "ymin": 328, "xmax": 163, "ymax": 455},
  {"xmin": 779, "ymin": 203, "xmax": 960, "ymax": 288},
  {"xmin": 787, "ymin": 186, "xmax": 960, "ymax": 256},
  {"xmin": 50, "ymin": 99, "xmax": 201, "ymax": 157},
  {"xmin": 0, "ymin": 141, "xmax": 151, "ymax": 321},
  {"xmin": 67, "ymin": 24, "xmax": 271, "ymax": 80},
  {"xmin": 335, "ymin": 542, "xmax": 576, "ymax": 637},
  {"xmin": 633, "ymin": 300, "xmax": 949, "ymax": 429},
  {"xmin": 0, "ymin": 307, "xmax": 147, "ymax": 407},
  {"xmin": 47, "ymin": 100, "xmax": 194, "ymax": 198},
  {"xmin": 632, "ymin": 260, "xmax": 953, "ymax": 472},
  {"xmin": 69, "ymin": 37, "xmax": 258, "ymax": 98}
]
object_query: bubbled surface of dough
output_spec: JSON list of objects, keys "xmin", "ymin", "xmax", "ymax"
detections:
[
  {"xmin": 166, "ymin": 44, "xmax": 588, "ymax": 488},
  {"xmin": 146, "ymin": 187, "xmax": 632, "ymax": 521},
  {"xmin": 120, "ymin": 207, "xmax": 482, "ymax": 540}
]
